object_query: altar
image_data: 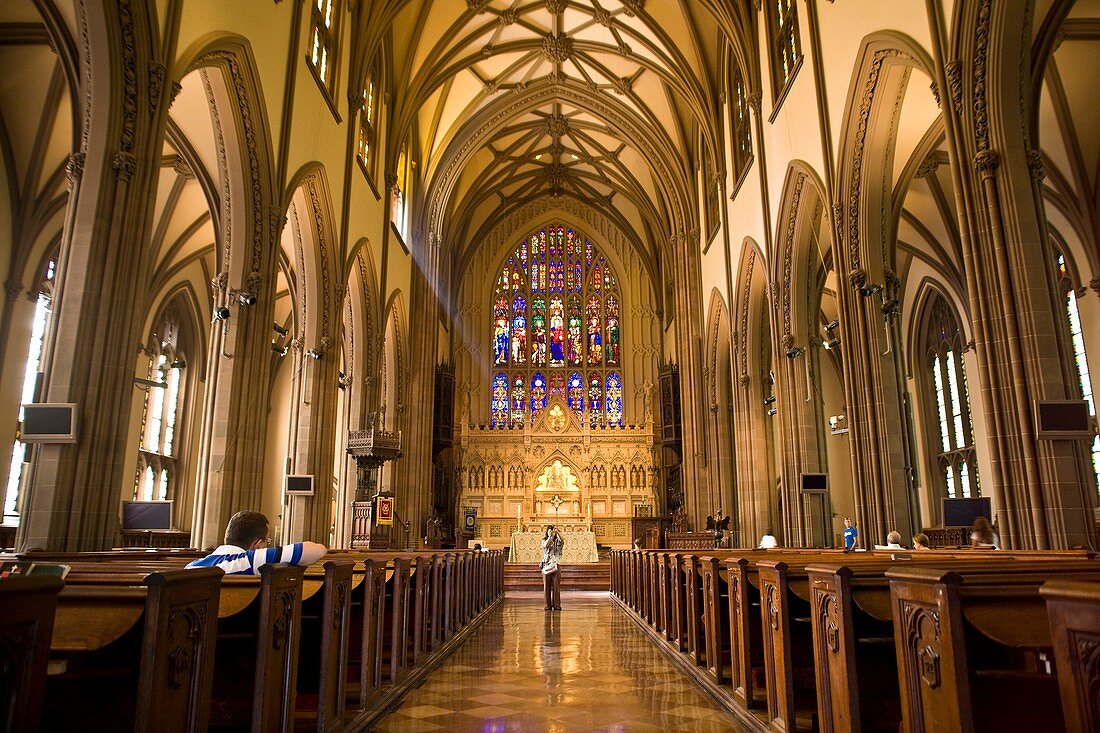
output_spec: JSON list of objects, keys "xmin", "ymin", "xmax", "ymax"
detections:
[{"xmin": 509, "ymin": 524, "xmax": 599, "ymax": 563}]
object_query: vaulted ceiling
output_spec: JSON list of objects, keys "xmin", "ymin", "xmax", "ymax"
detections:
[{"xmin": 380, "ymin": 0, "xmax": 750, "ymax": 281}]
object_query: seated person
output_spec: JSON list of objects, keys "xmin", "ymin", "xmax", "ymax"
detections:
[
  {"xmin": 758, "ymin": 530, "xmax": 778, "ymax": 549},
  {"xmin": 970, "ymin": 516, "xmax": 1000, "ymax": 549},
  {"xmin": 912, "ymin": 533, "xmax": 931, "ymax": 550},
  {"xmin": 884, "ymin": 530, "xmax": 904, "ymax": 550},
  {"xmin": 187, "ymin": 510, "xmax": 327, "ymax": 575}
]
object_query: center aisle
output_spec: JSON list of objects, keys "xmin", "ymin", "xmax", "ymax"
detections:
[{"xmin": 371, "ymin": 591, "xmax": 748, "ymax": 732}]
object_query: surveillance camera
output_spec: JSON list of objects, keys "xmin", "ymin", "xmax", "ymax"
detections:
[
  {"xmin": 273, "ymin": 323, "xmax": 289, "ymax": 336},
  {"xmin": 212, "ymin": 306, "xmax": 231, "ymax": 322},
  {"xmin": 859, "ymin": 283, "xmax": 882, "ymax": 297},
  {"xmin": 238, "ymin": 292, "xmax": 257, "ymax": 306}
]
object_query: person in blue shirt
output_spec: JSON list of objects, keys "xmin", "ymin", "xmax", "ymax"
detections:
[
  {"xmin": 842, "ymin": 517, "xmax": 860, "ymax": 552},
  {"xmin": 186, "ymin": 510, "xmax": 327, "ymax": 575}
]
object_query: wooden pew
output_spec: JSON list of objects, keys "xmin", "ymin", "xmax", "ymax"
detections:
[
  {"xmin": 1041, "ymin": 579, "xmax": 1100, "ymax": 733},
  {"xmin": 43, "ymin": 567, "xmax": 223, "ymax": 733},
  {"xmin": 887, "ymin": 562, "xmax": 1100, "ymax": 733},
  {"xmin": 295, "ymin": 560, "xmax": 356, "ymax": 733},
  {"xmin": 0, "ymin": 574, "xmax": 65, "ymax": 733}
]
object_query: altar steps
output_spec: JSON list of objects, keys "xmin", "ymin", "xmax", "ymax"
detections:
[{"xmin": 504, "ymin": 562, "xmax": 611, "ymax": 592}]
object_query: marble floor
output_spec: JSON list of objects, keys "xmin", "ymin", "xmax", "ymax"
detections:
[{"xmin": 371, "ymin": 591, "xmax": 749, "ymax": 733}]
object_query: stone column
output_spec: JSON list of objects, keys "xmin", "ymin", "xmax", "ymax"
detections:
[{"xmin": 20, "ymin": 0, "xmax": 175, "ymax": 550}]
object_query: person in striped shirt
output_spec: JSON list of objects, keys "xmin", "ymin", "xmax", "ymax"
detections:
[{"xmin": 186, "ymin": 510, "xmax": 327, "ymax": 574}]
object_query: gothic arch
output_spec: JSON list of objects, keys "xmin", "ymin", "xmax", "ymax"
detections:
[
  {"xmin": 283, "ymin": 164, "xmax": 339, "ymax": 348},
  {"xmin": 175, "ymin": 35, "xmax": 278, "ymax": 285},
  {"xmin": 772, "ymin": 161, "xmax": 830, "ymax": 350}
]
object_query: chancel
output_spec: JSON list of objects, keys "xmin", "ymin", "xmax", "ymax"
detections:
[{"xmin": 1, "ymin": 1, "xmax": 1099, "ymax": 732}]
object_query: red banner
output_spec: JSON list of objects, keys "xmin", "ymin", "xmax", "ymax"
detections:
[{"xmin": 376, "ymin": 495, "xmax": 394, "ymax": 525}]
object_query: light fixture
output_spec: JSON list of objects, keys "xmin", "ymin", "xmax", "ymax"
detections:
[
  {"xmin": 785, "ymin": 347, "xmax": 804, "ymax": 359},
  {"xmin": 880, "ymin": 299, "xmax": 900, "ymax": 317},
  {"xmin": 337, "ymin": 371, "xmax": 349, "ymax": 390},
  {"xmin": 859, "ymin": 283, "xmax": 882, "ymax": 297},
  {"xmin": 271, "ymin": 342, "xmax": 288, "ymax": 356},
  {"xmin": 169, "ymin": 359, "xmax": 187, "ymax": 369},
  {"xmin": 766, "ymin": 407, "xmax": 778, "ymax": 417},
  {"xmin": 212, "ymin": 306, "xmax": 231, "ymax": 322},
  {"xmin": 273, "ymin": 323, "xmax": 289, "ymax": 336},
  {"xmin": 237, "ymin": 292, "xmax": 257, "ymax": 306},
  {"xmin": 829, "ymin": 415, "xmax": 849, "ymax": 435},
  {"xmin": 825, "ymin": 320, "xmax": 839, "ymax": 333},
  {"xmin": 823, "ymin": 337, "xmax": 841, "ymax": 350},
  {"xmin": 305, "ymin": 348, "xmax": 323, "ymax": 360},
  {"xmin": 763, "ymin": 395, "xmax": 777, "ymax": 405}
]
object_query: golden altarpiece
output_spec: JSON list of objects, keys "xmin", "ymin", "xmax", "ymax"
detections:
[{"xmin": 456, "ymin": 397, "xmax": 658, "ymax": 555}]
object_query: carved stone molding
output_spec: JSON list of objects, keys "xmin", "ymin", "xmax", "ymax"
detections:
[
  {"xmin": 66, "ymin": 152, "xmax": 85, "ymax": 186},
  {"xmin": 4, "ymin": 278, "xmax": 23, "ymax": 301},
  {"xmin": 1026, "ymin": 149, "xmax": 1045, "ymax": 180},
  {"xmin": 148, "ymin": 62, "xmax": 167, "ymax": 114},
  {"xmin": 972, "ymin": 0, "xmax": 993, "ymax": 151},
  {"xmin": 944, "ymin": 60, "xmax": 962, "ymax": 115}
]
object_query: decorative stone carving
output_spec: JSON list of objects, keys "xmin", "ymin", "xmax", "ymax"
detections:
[
  {"xmin": 972, "ymin": 149, "xmax": 1000, "ymax": 176},
  {"xmin": 945, "ymin": 60, "xmax": 962, "ymax": 114},
  {"xmin": 148, "ymin": 62, "xmax": 167, "ymax": 114},
  {"xmin": 972, "ymin": 0, "xmax": 993, "ymax": 151},
  {"xmin": 4, "ymin": 279, "xmax": 24, "ymax": 301},
  {"xmin": 498, "ymin": 9, "xmax": 517, "ymax": 26},
  {"xmin": 542, "ymin": 33, "xmax": 573, "ymax": 64},
  {"xmin": 66, "ymin": 152, "xmax": 85, "ymax": 186},
  {"xmin": 112, "ymin": 151, "xmax": 137, "ymax": 181},
  {"xmin": 622, "ymin": 0, "xmax": 645, "ymax": 16},
  {"xmin": 546, "ymin": 113, "xmax": 569, "ymax": 138},
  {"xmin": 1026, "ymin": 149, "xmax": 1045, "ymax": 180},
  {"xmin": 545, "ymin": 0, "xmax": 567, "ymax": 13}
]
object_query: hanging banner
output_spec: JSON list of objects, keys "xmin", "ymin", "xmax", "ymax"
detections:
[
  {"xmin": 463, "ymin": 507, "xmax": 477, "ymax": 533},
  {"xmin": 376, "ymin": 496, "xmax": 394, "ymax": 526}
]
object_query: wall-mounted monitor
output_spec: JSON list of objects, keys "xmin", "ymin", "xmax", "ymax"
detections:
[
  {"xmin": 20, "ymin": 403, "xmax": 78, "ymax": 443},
  {"xmin": 942, "ymin": 497, "xmax": 991, "ymax": 528},
  {"xmin": 800, "ymin": 472, "xmax": 828, "ymax": 494},
  {"xmin": 1035, "ymin": 400, "xmax": 1094, "ymax": 439},
  {"xmin": 122, "ymin": 500, "xmax": 173, "ymax": 530},
  {"xmin": 285, "ymin": 475, "xmax": 314, "ymax": 495}
]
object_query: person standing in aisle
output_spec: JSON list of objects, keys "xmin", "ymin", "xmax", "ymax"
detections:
[{"xmin": 541, "ymin": 525, "xmax": 564, "ymax": 610}]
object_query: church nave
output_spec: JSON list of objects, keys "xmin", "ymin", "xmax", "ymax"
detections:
[{"xmin": 372, "ymin": 592, "xmax": 745, "ymax": 733}]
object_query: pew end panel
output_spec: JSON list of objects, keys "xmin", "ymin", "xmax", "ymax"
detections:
[{"xmin": 0, "ymin": 574, "xmax": 64, "ymax": 733}]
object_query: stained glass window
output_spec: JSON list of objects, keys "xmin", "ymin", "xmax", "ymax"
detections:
[
  {"xmin": 767, "ymin": 0, "xmax": 801, "ymax": 101},
  {"xmin": 605, "ymin": 372, "xmax": 623, "ymax": 426},
  {"xmin": 1056, "ymin": 253, "xmax": 1100, "ymax": 492},
  {"xmin": 489, "ymin": 225, "xmax": 624, "ymax": 425},
  {"xmin": 491, "ymin": 373, "xmax": 508, "ymax": 427},
  {"xmin": 4, "ymin": 256, "xmax": 56, "ymax": 524},
  {"xmin": 924, "ymin": 294, "xmax": 978, "ymax": 500},
  {"xmin": 135, "ymin": 308, "xmax": 189, "ymax": 503},
  {"xmin": 730, "ymin": 61, "xmax": 753, "ymax": 182},
  {"xmin": 308, "ymin": 0, "xmax": 340, "ymax": 95}
]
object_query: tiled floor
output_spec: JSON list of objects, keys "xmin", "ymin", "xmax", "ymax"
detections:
[{"xmin": 371, "ymin": 591, "xmax": 749, "ymax": 732}]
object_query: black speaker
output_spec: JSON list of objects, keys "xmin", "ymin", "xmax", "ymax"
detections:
[{"xmin": 1035, "ymin": 400, "xmax": 1093, "ymax": 439}]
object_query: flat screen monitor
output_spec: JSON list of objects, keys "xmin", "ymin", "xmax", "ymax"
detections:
[
  {"xmin": 123, "ymin": 501, "xmax": 173, "ymax": 530},
  {"xmin": 942, "ymin": 497, "xmax": 991, "ymax": 528},
  {"xmin": 20, "ymin": 403, "xmax": 77, "ymax": 443},
  {"xmin": 1035, "ymin": 400, "xmax": 1093, "ymax": 439},
  {"xmin": 800, "ymin": 472, "xmax": 828, "ymax": 494},
  {"xmin": 285, "ymin": 475, "xmax": 314, "ymax": 495}
]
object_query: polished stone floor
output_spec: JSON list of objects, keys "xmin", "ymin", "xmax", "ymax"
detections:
[{"xmin": 371, "ymin": 591, "xmax": 748, "ymax": 732}]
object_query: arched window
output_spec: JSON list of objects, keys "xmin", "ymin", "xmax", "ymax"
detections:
[
  {"xmin": 308, "ymin": 0, "xmax": 342, "ymax": 100},
  {"xmin": 1056, "ymin": 252, "xmax": 1100, "ymax": 491},
  {"xmin": 356, "ymin": 57, "xmax": 380, "ymax": 178},
  {"xmin": 4, "ymin": 256, "xmax": 57, "ymax": 524},
  {"xmin": 134, "ymin": 314, "xmax": 188, "ymax": 502},
  {"xmin": 489, "ymin": 226, "xmax": 623, "ymax": 426},
  {"xmin": 766, "ymin": 0, "xmax": 802, "ymax": 102},
  {"xmin": 729, "ymin": 60, "xmax": 753, "ymax": 184},
  {"xmin": 393, "ymin": 142, "xmax": 412, "ymax": 241},
  {"xmin": 921, "ymin": 294, "xmax": 978, "ymax": 499}
]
